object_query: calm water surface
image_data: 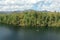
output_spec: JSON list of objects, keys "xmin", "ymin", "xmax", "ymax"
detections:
[{"xmin": 0, "ymin": 24, "xmax": 60, "ymax": 40}]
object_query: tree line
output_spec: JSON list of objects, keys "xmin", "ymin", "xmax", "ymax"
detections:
[{"xmin": 0, "ymin": 10, "xmax": 60, "ymax": 28}]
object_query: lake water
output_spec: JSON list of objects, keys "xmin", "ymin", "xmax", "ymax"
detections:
[{"xmin": 0, "ymin": 24, "xmax": 60, "ymax": 40}]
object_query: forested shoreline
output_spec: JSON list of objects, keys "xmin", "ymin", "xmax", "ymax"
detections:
[{"xmin": 0, "ymin": 10, "xmax": 60, "ymax": 28}]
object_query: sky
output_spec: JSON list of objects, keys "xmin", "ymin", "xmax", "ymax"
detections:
[{"xmin": 0, "ymin": 0, "xmax": 60, "ymax": 12}]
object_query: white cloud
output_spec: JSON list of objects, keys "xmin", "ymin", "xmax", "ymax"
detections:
[
  {"xmin": 36, "ymin": 0, "xmax": 60, "ymax": 12},
  {"xmin": 0, "ymin": 0, "xmax": 60, "ymax": 11},
  {"xmin": 0, "ymin": 0, "xmax": 42, "ymax": 11}
]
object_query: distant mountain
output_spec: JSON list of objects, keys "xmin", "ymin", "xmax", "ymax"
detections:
[
  {"xmin": 0, "ymin": 10, "xmax": 58, "ymax": 14},
  {"xmin": 0, "ymin": 11, "xmax": 12, "ymax": 14}
]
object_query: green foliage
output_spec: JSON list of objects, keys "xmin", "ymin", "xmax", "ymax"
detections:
[{"xmin": 0, "ymin": 11, "xmax": 60, "ymax": 28}]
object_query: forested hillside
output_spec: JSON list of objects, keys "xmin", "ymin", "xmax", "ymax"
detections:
[{"xmin": 0, "ymin": 10, "xmax": 60, "ymax": 28}]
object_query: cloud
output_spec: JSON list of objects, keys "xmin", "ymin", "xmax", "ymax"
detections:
[
  {"xmin": 0, "ymin": 0, "xmax": 60, "ymax": 11},
  {"xmin": 0, "ymin": 0, "xmax": 41, "ymax": 11},
  {"xmin": 33, "ymin": 0, "xmax": 60, "ymax": 12}
]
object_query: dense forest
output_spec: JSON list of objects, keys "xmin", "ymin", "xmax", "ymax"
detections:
[{"xmin": 0, "ymin": 10, "xmax": 60, "ymax": 28}]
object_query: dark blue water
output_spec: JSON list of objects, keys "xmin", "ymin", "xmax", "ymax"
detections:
[{"xmin": 0, "ymin": 24, "xmax": 60, "ymax": 40}]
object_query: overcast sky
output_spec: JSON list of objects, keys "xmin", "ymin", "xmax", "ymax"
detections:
[{"xmin": 0, "ymin": 0, "xmax": 60, "ymax": 11}]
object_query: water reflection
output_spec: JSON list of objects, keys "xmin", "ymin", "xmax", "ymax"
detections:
[
  {"xmin": 0, "ymin": 27, "xmax": 13, "ymax": 40},
  {"xmin": 0, "ymin": 24, "xmax": 17, "ymax": 40},
  {"xmin": 0, "ymin": 24, "xmax": 60, "ymax": 40},
  {"xmin": 18, "ymin": 28, "xmax": 60, "ymax": 40}
]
